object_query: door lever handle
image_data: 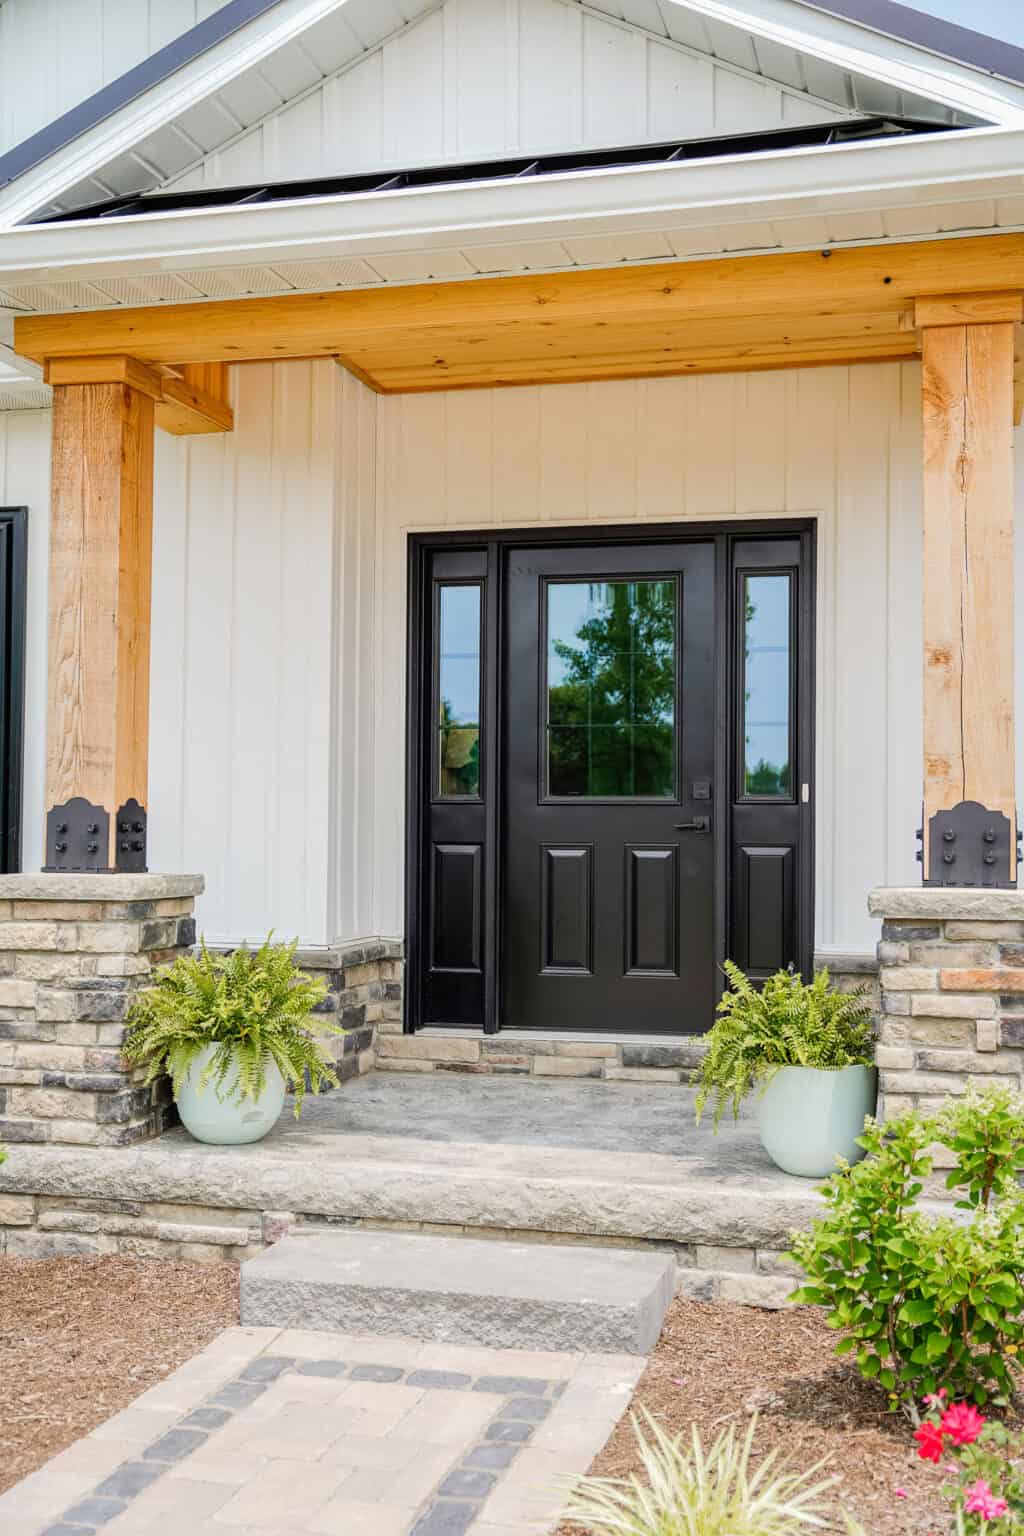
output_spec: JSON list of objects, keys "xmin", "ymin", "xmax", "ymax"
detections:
[{"xmin": 674, "ymin": 816, "xmax": 710, "ymax": 832}]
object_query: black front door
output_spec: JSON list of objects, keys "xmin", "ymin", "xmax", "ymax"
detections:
[
  {"xmin": 406, "ymin": 523, "xmax": 814, "ymax": 1037},
  {"xmin": 503, "ymin": 541, "xmax": 715, "ymax": 1034}
]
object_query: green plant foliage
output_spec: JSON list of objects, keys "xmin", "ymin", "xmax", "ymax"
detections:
[
  {"xmin": 788, "ymin": 1084, "xmax": 1024, "ymax": 1416},
  {"xmin": 693, "ymin": 962, "xmax": 874, "ymax": 1128},
  {"xmin": 123, "ymin": 937, "xmax": 340, "ymax": 1119},
  {"xmin": 565, "ymin": 1410, "xmax": 844, "ymax": 1535},
  {"xmin": 0, "ymin": 1141, "xmax": 5, "ymax": 1167}
]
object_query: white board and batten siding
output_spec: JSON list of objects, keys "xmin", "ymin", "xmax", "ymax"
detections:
[
  {"xmin": 0, "ymin": 0, "xmax": 234, "ymax": 158},
  {"xmin": 4, "ymin": 359, "xmax": 1024, "ymax": 959},
  {"xmin": 168, "ymin": 0, "xmax": 848, "ymax": 192}
]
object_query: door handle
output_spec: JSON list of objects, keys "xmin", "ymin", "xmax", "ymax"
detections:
[{"xmin": 674, "ymin": 816, "xmax": 710, "ymax": 833}]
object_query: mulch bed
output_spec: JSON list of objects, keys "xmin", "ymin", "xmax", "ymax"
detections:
[
  {"xmin": 0, "ymin": 1255, "xmax": 239, "ymax": 1496},
  {"xmin": 559, "ymin": 1298, "xmax": 960, "ymax": 1535}
]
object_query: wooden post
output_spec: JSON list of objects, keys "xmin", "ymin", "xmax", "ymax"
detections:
[
  {"xmin": 45, "ymin": 360, "xmax": 159, "ymax": 870},
  {"xmin": 916, "ymin": 294, "xmax": 1021, "ymax": 883}
]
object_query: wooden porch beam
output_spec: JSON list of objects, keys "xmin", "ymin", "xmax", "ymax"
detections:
[
  {"xmin": 155, "ymin": 362, "xmax": 233, "ymax": 435},
  {"xmin": 15, "ymin": 234, "xmax": 1024, "ymax": 378},
  {"xmin": 44, "ymin": 355, "xmax": 232, "ymax": 435},
  {"xmin": 46, "ymin": 376, "xmax": 154, "ymax": 871},
  {"xmin": 919, "ymin": 315, "xmax": 1017, "ymax": 883}
]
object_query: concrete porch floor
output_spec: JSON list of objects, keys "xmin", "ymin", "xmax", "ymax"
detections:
[{"xmin": 0, "ymin": 1072, "xmax": 827, "ymax": 1304}]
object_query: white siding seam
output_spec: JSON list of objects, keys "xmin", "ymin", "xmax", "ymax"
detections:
[
  {"xmin": 551, "ymin": 0, "xmax": 859, "ymax": 119},
  {"xmin": 163, "ymin": 1, "xmax": 449, "ymax": 190}
]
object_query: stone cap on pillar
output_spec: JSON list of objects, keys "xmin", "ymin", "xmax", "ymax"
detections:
[
  {"xmin": 869, "ymin": 887, "xmax": 1024, "ymax": 919},
  {"xmin": 0, "ymin": 873, "xmax": 205, "ymax": 900}
]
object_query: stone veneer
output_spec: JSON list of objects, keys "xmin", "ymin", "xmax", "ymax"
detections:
[
  {"xmin": 374, "ymin": 951, "xmax": 877, "ymax": 1078},
  {"xmin": 869, "ymin": 887, "xmax": 1024, "ymax": 1121},
  {"xmin": 0, "ymin": 875, "xmax": 203, "ymax": 1148}
]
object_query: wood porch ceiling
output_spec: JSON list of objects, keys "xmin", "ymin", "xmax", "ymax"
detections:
[{"xmin": 15, "ymin": 233, "xmax": 1024, "ymax": 397}]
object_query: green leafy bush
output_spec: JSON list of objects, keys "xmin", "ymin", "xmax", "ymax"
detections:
[
  {"xmin": 566, "ymin": 1410, "xmax": 845, "ymax": 1535},
  {"xmin": 693, "ymin": 962, "xmax": 874, "ymax": 1127},
  {"xmin": 123, "ymin": 937, "xmax": 341, "ymax": 1118},
  {"xmin": 788, "ymin": 1084, "xmax": 1024, "ymax": 1414}
]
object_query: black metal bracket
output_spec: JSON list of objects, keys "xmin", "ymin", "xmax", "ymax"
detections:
[
  {"xmin": 919, "ymin": 800, "xmax": 1018, "ymax": 887},
  {"xmin": 115, "ymin": 799, "xmax": 148, "ymax": 873},
  {"xmin": 44, "ymin": 798, "xmax": 109, "ymax": 872}
]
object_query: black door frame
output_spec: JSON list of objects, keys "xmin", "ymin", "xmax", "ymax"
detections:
[{"xmin": 405, "ymin": 518, "xmax": 816, "ymax": 1036}]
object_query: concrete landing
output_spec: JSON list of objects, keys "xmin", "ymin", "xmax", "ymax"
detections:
[{"xmin": 241, "ymin": 1228, "xmax": 676, "ymax": 1353}]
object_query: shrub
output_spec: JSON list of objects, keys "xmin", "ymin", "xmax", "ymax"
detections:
[
  {"xmin": 693, "ymin": 962, "xmax": 874, "ymax": 1127},
  {"xmin": 565, "ymin": 1410, "xmax": 845, "ymax": 1535},
  {"xmin": 788, "ymin": 1084, "xmax": 1024, "ymax": 1414},
  {"xmin": 123, "ymin": 936, "xmax": 341, "ymax": 1117}
]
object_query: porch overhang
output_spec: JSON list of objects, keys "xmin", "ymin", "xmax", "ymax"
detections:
[{"xmin": 12, "ymin": 231, "xmax": 1024, "ymax": 397}]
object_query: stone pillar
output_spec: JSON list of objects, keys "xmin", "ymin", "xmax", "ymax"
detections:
[
  {"xmin": 0, "ymin": 874, "xmax": 202, "ymax": 1148},
  {"xmin": 868, "ymin": 888, "xmax": 1024, "ymax": 1120}
]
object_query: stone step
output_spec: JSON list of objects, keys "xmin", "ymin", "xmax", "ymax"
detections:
[{"xmin": 240, "ymin": 1229, "xmax": 675, "ymax": 1354}]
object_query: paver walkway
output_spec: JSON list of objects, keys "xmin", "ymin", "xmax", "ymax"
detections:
[{"xmin": 0, "ymin": 1325, "xmax": 642, "ymax": 1536}]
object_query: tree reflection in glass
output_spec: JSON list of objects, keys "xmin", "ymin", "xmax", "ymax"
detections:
[
  {"xmin": 547, "ymin": 579, "xmax": 676, "ymax": 798},
  {"xmin": 743, "ymin": 574, "xmax": 791, "ymax": 797},
  {"xmin": 438, "ymin": 584, "xmax": 481, "ymax": 797}
]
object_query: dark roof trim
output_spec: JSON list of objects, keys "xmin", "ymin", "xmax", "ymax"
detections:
[
  {"xmin": 29, "ymin": 116, "xmax": 955, "ymax": 225},
  {"xmin": 0, "ymin": 0, "xmax": 284, "ymax": 192},
  {"xmin": 801, "ymin": 0, "xmax": 1024, "ymax": 87}
]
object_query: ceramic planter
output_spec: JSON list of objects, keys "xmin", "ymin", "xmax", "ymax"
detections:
[
  {"xmin": 175, "ymin": 1043, "xmax": 285, "ymax": 1146},
  {"xmin": 757, "ymin": 1063, "xmax": 878, "ymax": 1178}
]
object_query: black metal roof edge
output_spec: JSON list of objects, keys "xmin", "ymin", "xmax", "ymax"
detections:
[
  {"xmin": 799, "ymin": 0, "xmax": 1024, "ymax": 89},
  {"xmin": 28, "ymin": 116, "xmax": 955, "ymax": 226},
  {"xmin": 0, "ymin": 0, "xmax": 284, "ymax": 193}
]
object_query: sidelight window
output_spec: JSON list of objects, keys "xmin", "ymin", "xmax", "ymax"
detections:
[
  {"xmin": 741, "ymin": 572, "xmax": 793, "ymax": 798},
  {"xmin": 437, "ymin": 583, "xmax": 482, "ymax": 798},
  {"xmin": 545, "ymin": 578, "xmax": 676, "ymax": 799}
]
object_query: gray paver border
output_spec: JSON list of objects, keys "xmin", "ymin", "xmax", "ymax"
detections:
[{"xmin": 36, "ymin": 1352, "xmax": 566, "ymax": 1536}]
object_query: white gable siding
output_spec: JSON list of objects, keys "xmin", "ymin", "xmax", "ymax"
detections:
[
  {"xmin": 0, "ymin": 1, "xmax": 234, "ymax": 157},
  {"xmin": 168, "ymin": 0, "xmax": 848, "ymax": 191}
]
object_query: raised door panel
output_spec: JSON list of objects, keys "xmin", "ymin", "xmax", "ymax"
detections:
[
  {"xmin": 733, "ymin": 844, "xmax": 795, "ymax": 976},
  {"xmin": 625, "ymin": 846, "xmax": 678, "ymax": 975},
  {"xmin": 430, "ymin": 842, "xmax": 483, "ymax": 973},
  {"xmin": 541, "ymin": 845, "xmax": 593, "ymax": 973}
]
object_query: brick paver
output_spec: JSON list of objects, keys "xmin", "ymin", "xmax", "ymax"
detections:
[{"xmin": 0, "ymin": 1325, "xmax": 643, "ymax": 1536}]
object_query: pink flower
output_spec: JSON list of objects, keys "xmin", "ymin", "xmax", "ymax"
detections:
[
  {"xmin": 940, "ymin": 1402, "xmax": 986, "ymax": 1447},
  {"xmin": 924, "ymin": 1389, "xmax": 949, "ymax": 1408},
  {"xmin": 963, "ymin": 1480, "xmax": 1010, "ymax": 1521},
  {"xmin": 915, "ymin": 1422, "xmax": 945, "ymax": 1463},
  {"xmin": 894, "ymin": 1488, "xmax": 908, "ymax": 1499}
]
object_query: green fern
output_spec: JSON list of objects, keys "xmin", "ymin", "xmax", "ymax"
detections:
[
  {"xmin": 123, "ymin": 936, "xmax": 342, "ymax": 1118},
  {"xmin": 693, "ymin": 963, "xmax": 874, "ymax": 1129}
]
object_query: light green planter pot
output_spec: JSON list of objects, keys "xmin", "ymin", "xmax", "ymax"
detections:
[
  {"xmin": 175, "ymin": 1044, "xmax": 286, "ymax": 1146},
  {"xmin": 757, "ymin": 1064, "xmax": 878, "ymax": 1178}
]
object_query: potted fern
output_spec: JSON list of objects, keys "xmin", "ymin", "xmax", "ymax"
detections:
[
  {"xmin": 693, "ymin": 962, "xmax": 876, "ymax": 1178},
  {"xmin": 123, "ymin": 937, "xmax": 342, "ymax": 1146}
]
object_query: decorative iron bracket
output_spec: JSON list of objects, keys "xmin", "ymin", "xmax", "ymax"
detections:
[
  {"xmin": 44, "ymin": 798, "xmax": 109, "ymax": 872},
  {"xmin": 114, "ymin": 799, "xmax": 148, "ymax": 873},
  {"xmin": 919, "ymin": 800, "xmax": 1018, "ymax": 888}
]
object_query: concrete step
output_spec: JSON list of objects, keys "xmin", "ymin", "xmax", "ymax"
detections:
[{"xmin": 240, "ymin": 1229, "xmax": 675, "ymax": 1354}]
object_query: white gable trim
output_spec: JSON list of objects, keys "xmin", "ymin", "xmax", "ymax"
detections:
[
  {"xmin": 1, "ymin": 0, "xmax": 1023, "ymax": 232},
  {"xmin": 658, "ymin": 0, "xmax": 1024, "ymax": 123}
]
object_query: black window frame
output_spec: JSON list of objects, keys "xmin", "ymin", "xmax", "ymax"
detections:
[{"xmin": 0, "ymin": 508, "xmax": 28, "ymax": 874}]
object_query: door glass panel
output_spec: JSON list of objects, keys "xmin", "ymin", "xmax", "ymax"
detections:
[
  {"xmin": 743, "ymin": 573, "xmax": 792, "ymax": 797},
  {"xmin": 438, "ymin": 583, "xmax": 481, "ymax": 797},
  {"xmin": 546, "ymin": 579, "xmax": 676, "ymax": 798}
]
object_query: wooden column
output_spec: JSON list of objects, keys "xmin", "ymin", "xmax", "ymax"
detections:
[
  {"xmin": 44, "ymin": 358, "xmax": 159, "ymax": 870},
  {"xmin": 916, "ymin": 293, "xmax": 1022, "ymax": 883}
]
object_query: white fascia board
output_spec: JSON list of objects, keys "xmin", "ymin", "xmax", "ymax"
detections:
[
  {"xmin": 0, "ymin": 0, "xmax": 354, "ymax": 231},
  {"xmin": 663, "ymin": 0, "xmax": 1024, "ymax": 125},
  {"xmin": 1, "ymin": 127, "xmax": 1023, "ymax": 288}
]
